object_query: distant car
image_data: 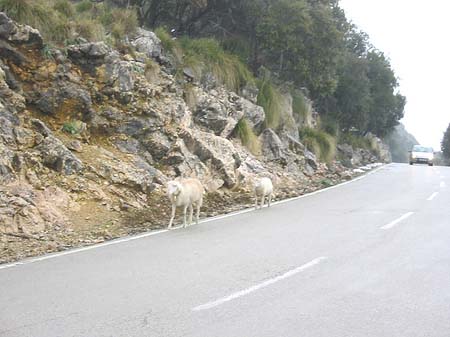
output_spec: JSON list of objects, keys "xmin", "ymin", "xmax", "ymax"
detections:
[{"xmin": 409, "ymin": 145, "xmax": 434, "ymax": 166}]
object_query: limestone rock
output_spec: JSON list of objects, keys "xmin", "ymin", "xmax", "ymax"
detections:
[
  {"xmin": 193, "ymin": 88, "xmax": 247, "ymax": 137},
  {"xmin": 0, "ymin": 12, "xmax": 43, "ymax": 47},
  {"xmin": 260, "ymin": 128, "xmax": 285, "ymax": 161},
  {"xmin": 180, "ymin": 129, "xmax": 239, "ymax": 188},
  {"xmin": 31, "ymin": 119, "xmax": 83, "ymax": 175},
  {"xmin": 304, "ymin": 149, "xmax": 318, "ymax": 170},
  {"xmin": 67, "ymin": 42, "xmax": 111, "ymax": 71},
  {"xmin": 131, "ymin": 28, "xmax": 162, "ymax": 60},
  {"xmin": 238, "ymin": 96, "xmax": 265, "ymax": 129},
  {"xmin": 34, "ymin": 82, "xmax": 93, "ymax": 118}
]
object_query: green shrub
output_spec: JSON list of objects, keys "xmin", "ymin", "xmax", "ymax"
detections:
[
  {"xmin": 53, "ymin": 0, "xmax": 75, "ymax": 18},
  {"xmin": 73, "ymin": 18, "xmax": 105, "ymax": 42},
  {"xmin": 299, "ymin": 127, "xmax": 336, "ymax": 163},
  {"xmin": 292, "ymin": 91, "xmax": 309, "ymax": 123},
  {"xmin": 339, "ymin": 132, "xmax": 371, "ymax": 150},
  {"xmin": 320, "ymin": 178, "xmax": 333, "ymax": 187},
  {"xmin": 257, "ymin": 76, "xmax": 283, "ymax": 130},
  {"xmin": 222, "ymin": 37, "xmax": 251, "ymax": 64},
  {"xmin": 0, "ymin": 0, "xmax": 34, "ymax": 24},
  {"xmin": 43, "ymin": 15, "xmax": 72, "ymax": 43},
  {"xmin": 319, "ymin": 115, "xmax": 339, "ymax": 137},
  {"xmin": 42, "ymin": 44, "xmax": 54, "ymax": 59},
  {"xmin": 75, "ymin": 0, "xmax": 93, "ymax": 13},
  {"xmin": 62, "ymin": 121, "xmax": 81, "ymax": 134},
  {"xmin": 235, "ymin": 118, "xmax": 261, "ymax": 155},
  {"xmin": 101, "ymin": 8, "xmax": 138, "ymax": 41},
  {"xmin": 155, "ymin": 27, "xmax": 177, "ymax": 53},
  {"xmin": 180, "ymin": 38, "xmax": 254, "ymax": 92}
]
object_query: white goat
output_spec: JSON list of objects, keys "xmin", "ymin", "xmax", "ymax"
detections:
[
  {"xmin": 167, "ymin": 178, "xmax": 204, "ymax": 229},
  {"xmin": 254, "ymin": 177, "xmax": 273, "ymax": 209}
]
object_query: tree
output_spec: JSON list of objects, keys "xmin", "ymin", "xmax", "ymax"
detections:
[
  {"xmin": 365, "ymin": 50, "xmax": 405, "ymax": 137},
  {"xmin": 333, "ymin": 53, "xmax": 371, "ymax": 132},
  {"xmin": 441, "ymin": 123, "xmax": 450, "ymax": 162},
  {"xmin": 256, "ymin": 0, "xmax": 344, "ymax": 98}
]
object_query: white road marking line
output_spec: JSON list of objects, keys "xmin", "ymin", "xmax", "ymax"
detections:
[
  {"xmin": 0, "ymin": 229, "xmax": 168, "ymax": 271},
  {"xmin": 192, "ymin": 257, "xmax": 327, "ymax": 311},
  {"xmin": 427, "ymin": 192, "xmax": 439, "ymax": 201},
  {"xmin": 0, "ymin": 165, "xmax": 387, "ymax": 271},
  {"xmin": 440, "ymin": 182, "xmax": 446, "ymax": 188},
  {"xmin": 380, "ymin": 212, "xmax": 414, "ymax": 230}
]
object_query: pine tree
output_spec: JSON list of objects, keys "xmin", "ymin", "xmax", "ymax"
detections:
[{"xmin": 441, "ymin": 123, "xmax": 450, "ymax": 163}]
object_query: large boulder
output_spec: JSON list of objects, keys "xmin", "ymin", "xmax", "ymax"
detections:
[
  {"xmin": 34, "ymin": 82, "xmax": 94, "ymax": 119},
  {"xmin": 180, "ymin": 129, "xmax": 240, "ymax": 188},
  {"xmin": 365, "ymin": 133, "xmax": 392, "ymax": 163},
  {"xmin": 32, "ymin": 119, "xmax": 83, "ymax": 175},
  {"xmin": 0, "ymin": 183, "xmax": 70, "ymax": 234},
  {"xmin": 260, "ymin": 128, "xmax": 285, "ymax": 161},
  {"xmin": 237, "ymin": 96, "xmax": 265, "ymax": 130},
  {"xmin": 193, "ymin": 92, "xmax": 243, "ymax": 137},
  {"xmin": 88, "ymin": 147, "xmax": 160, "ymax": 195},
  {"xmin": 67, "ymin": 42, "xmax": 111, "ymax": 72},
  {"xmin": 131, "ymin": 28, "xmax": 162, "ymax": 60},
  {"xmin": 0, "ymin": 12, "xmax": 43, "ymax": 47},
  {"xmin": 303, "ymin": 149, "xmax": 318, "ymax": 171},
  {"xmin": 337, "ymin": 144, "xmax": 363, "ymax": 167}
]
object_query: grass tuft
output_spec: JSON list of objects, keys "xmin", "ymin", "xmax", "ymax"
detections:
[
  {"xmin": 53, "ymin": 0, "xmax": 75, "ymax": 18},
  {"xmin": 292, "ymin": 91, "xmax": 310, "ymax": 124},
  {"xmin": 257, "ymin": 75, "xmax": 283, "ymax": 130},
  {"xmin": 73, "ymin": 18, "xmax": 105, "ymax": 42},
  {"xmin": 339, "ymin": 132, "xmax": 372, "ymax": 150},
  {"xmin": 62, "ymin": 121, "xmax": 82, "ymax": 134},
  {"xmin": 155, "ymin": 27, "xmax": 177, "ymax": 53},
  {"xmin": 299, "ymin": 127, "xmax": 336, "ymax": 163},
  {"xmin": 180, "ymin": 38, "xmax": 254, "ymax": 92},
  {"xmin": 75, "ymin": 0, "xmax": 93, "ymax": 13},
  {"xmin": 0, "ymin": 0, "xmax": 34, "ymax": 24},
  {"xmin": 235, "ymin": 118, "xmax": 261, "ymax": 155}
]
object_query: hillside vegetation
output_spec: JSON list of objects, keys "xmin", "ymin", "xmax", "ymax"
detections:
[
  {"xmin": 107, "ymin": 0, "xmax": 406, "ymax": 138},
  {"xmin": 0, "ymin": 1, "xmax": 407, "ymax": 262},
  {"xmin": 0, "ymin": 0, "xmax": 407, "ymax": 154}
]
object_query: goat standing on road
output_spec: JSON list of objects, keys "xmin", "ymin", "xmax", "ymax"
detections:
[
  {"xmin": 254, "ymin": 177, "xmax": 273, "ymax": 209},
  {"xmin": 167, "ymin": 178, "xmax": 204, "ymax": 229}
]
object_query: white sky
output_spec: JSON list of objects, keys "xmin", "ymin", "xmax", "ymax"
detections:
[{"xmin": 339, "ymin": 0, "xmax": 450, "ymax": 150}]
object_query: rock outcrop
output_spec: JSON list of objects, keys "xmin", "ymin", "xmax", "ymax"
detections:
[{"xmin": 0, "ymin": 13, "xmax": 389, "ymax": 263}]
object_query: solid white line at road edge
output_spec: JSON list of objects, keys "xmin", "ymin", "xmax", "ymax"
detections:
[
  {"xmin": 427, "ymin": 192, "xmax": 438, "ymax": 201},
  {"xmin": 192, "ymin": 257, "xmax": 327, "ymax": 311},
  {"xmin": 0, "ymin": 165, "xmax": 386, "ymax": 271},
  {"xmin": 380, "ymin": 212, "xmax": 414, "ymax": 230}
]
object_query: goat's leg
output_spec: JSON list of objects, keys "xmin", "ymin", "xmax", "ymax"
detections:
[
  {"xmin": 268, "ymin": 193, "xmax": 272, "ymax": 207},
  {"xmin": 260, "ymin": 195, "xmax": 265, "ymax": 208},
  {"xmin": 182, "ymin": 205, "xmax": 188, "ymax": 228},
  {"xmin": 255, "ymin": 195, "xmax": 259, "ymax": 209},
  {"xmin": 195, "ymin": 198, "xmax": 202, "ymax": 225},
  {"xmin": 188, "ymin": 204, "xmax": 193, "ymax": 226},
  {"xmin": 168, "ymin": 204, "xmax": 176, "ymax": 229}
]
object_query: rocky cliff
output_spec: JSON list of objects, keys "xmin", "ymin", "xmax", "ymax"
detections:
[{"xmin": 0, "ymin": 14, "xmax": 388, "ymax": 263}]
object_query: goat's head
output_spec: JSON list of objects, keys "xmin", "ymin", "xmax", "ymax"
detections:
[{"xmin": 167, "ymin": 180, "xmax": 182, "ymax": 198}]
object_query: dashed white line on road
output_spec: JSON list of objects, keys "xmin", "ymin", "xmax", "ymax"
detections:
[
  {"xmin": 192, "ymin": 257, "xmax": 328, "ymax": 311},
  {"xmin": 380, "ymin": 212, "xmax": 415, "ymax": 230},
  {"xmin": 427, "ymin": 192, "xmax": 439, "ymax": 201}
]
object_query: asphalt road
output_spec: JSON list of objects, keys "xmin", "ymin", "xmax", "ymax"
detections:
[{"xmin": 1, "ymin": 163, "xmax": 450, "ymax": 337}]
